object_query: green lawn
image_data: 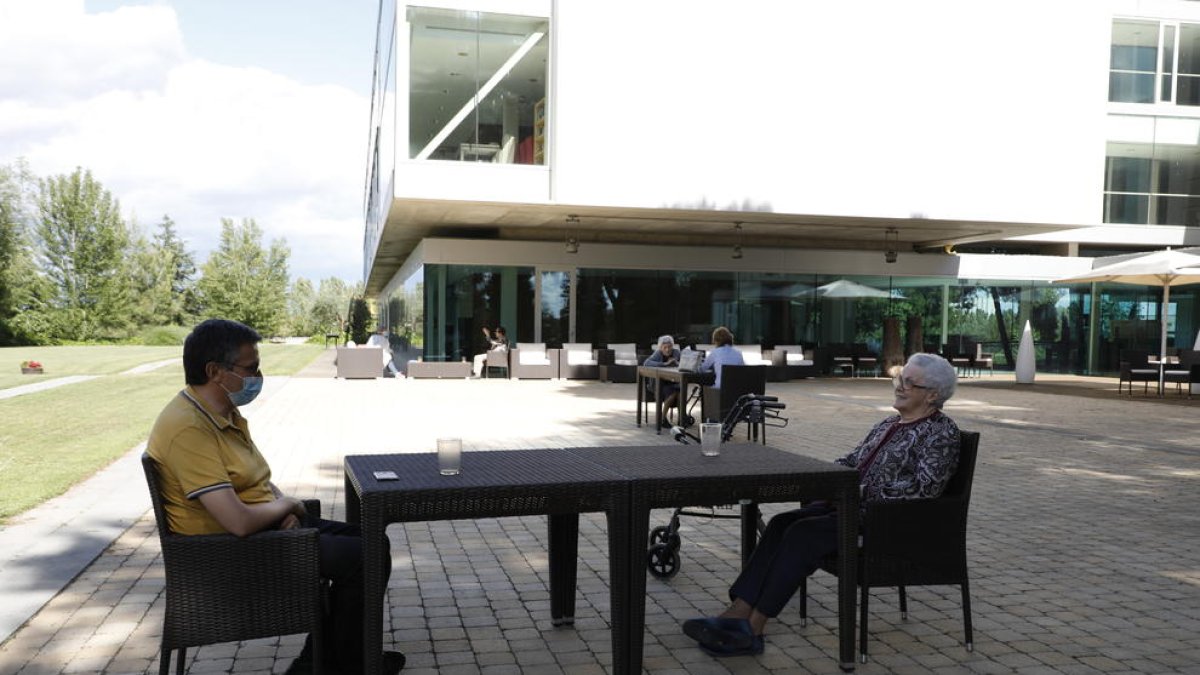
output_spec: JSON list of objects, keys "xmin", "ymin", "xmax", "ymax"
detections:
[
  {"xmin": 0, "ymin": 343, "xmax": 323, "ymax": 521},
  {"xmin": 0, "ymin": 342, "xmax": 323, "ymax": 390},
  {"xmin": 0, "ymin": 345, "xmax": 183, "ymax": 390}
]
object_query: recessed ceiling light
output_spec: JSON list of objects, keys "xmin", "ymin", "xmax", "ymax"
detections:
[
  {"xmin": 449, "ymin": 72, "xmax": 461, "ymax": 77},
  {"xmin": 528, "ymin": 78, "xmax": 537, "ymax": 83},
  {"xmin": 457, "ymin": 51, "xmax": 469, "ymax": 57}
]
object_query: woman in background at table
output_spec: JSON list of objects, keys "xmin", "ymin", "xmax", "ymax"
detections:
[
  {"xmin": 643, "ymin": 334, "xmax": 681, "ymax": 427},
  {"xmin": 682, "ymin": 352, "xmax": 961, "ymax": 658},
  {"xmin": 699, "ymin": 326, "xmax": 744, "ymax": 389}
]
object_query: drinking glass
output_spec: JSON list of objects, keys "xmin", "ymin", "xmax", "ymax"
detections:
[
  {"xmin": 437, "ymin": 438, "xmax": 462, "ymax": 475},
  {"xmin": 700, "ymin": 423, "xmax": 722, "ymax": 457}
]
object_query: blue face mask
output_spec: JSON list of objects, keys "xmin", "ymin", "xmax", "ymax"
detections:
[{"xmin": 223, "ymin": 368, "xmax": 263, "ymax": 407}]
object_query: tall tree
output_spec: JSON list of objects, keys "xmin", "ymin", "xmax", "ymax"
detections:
[
  {"xmin": 153, "ymin": 215, "xmax": 198, "ymax": 324},
  {"xmin": 312, "ymin": 277, "xmax": 359, "ymax": 336},
  {"xmin": 35, "ymin": 167, "xmax": 132, "ymax": 340},
  {"xmin": 287, "ymin": 277, "xmax": 317, "ymax": 337},
  {"xmin": 127, "ymin": 219, "xmax": 176, "ymax": 327},
  {"xmin": 197, "ymin": 217, "xmax": 290, "ymax": 335}
]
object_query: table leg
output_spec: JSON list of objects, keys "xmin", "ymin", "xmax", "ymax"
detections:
[
  {"xmin": 739, "ymin": 501, "xmax": 759, "ymax": 567},
  {"xmin": 657, "ymin": 374, "xmax": 667, "ymax": 432},
  {"xmin": 361, "ymin": 509, "xmax": 386, "ymax": 674},
  {"xmin": 636, "ymin": 371, "xmax": 644, "ymax": 427},
  {"xmin": 345, "ymin": 473, "xmax": 360, "ymax": 525},
  {"xmin": 837, "ymin": 486, "xmax": 860, "ymax": 671},
  {"xmin": 548, "ymin": 513, "xmax": 579, "ymax": 626},
  {"xmin": 606, "ymin": 490, "xmax": 646, "ymax": 675}
]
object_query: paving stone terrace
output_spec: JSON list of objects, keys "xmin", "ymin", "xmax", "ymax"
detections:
[{"xmin": 1, "ymin": 368, "xmax": 1198, "ymax": 675}]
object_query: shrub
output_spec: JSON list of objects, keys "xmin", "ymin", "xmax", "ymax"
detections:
[{"xmin": 139, "ymin": 325, "xmax": 191, "ymax": 346}]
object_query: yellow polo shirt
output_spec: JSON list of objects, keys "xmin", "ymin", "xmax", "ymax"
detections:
[{"xmin": 146, "ymin": 387, "xmax": 274, "ymax": 535}]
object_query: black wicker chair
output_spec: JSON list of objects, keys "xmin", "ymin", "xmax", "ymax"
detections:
[
  {"xmin": 700, "ymin": 365, "xmax": 768, "ymax": 439},
  {"xmin": 1163, "ymin": 349, "xmax": 1200, "ymax": 398},
  {"xmin": 799, "ymin": 430, "xmax": 980, "ymax": 664},
  {"xmin": 142, "ymin": 454, "xmax": 325, "ymax": 675},
  {"xmin": 1118, "ymin": 349, "xmax": 1157, "ymax": 395}
]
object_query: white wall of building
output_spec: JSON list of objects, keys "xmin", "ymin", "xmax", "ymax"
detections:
[
  {"xmin": 549, "ymin": 0, "xmax": 1110, "ymax": 225},
  {"xmin": 389, "ymin": 1, "xmax": 1113, "ymax": 227}
]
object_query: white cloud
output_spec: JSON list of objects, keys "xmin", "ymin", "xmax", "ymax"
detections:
[{"xmin": 0, "ymin": 0, "xmax": 370, "ymax": 282}]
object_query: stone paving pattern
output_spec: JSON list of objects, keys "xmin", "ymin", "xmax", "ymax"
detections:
[{"xmin": 1, "ymin": 368, "xmax": 1198, "ymax": 674}]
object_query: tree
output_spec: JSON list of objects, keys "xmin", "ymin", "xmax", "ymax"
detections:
[
  {"xmin": 311, "ymin": 277, "xmax": 359, "ymax": 336},
  {"xmin": 0, "ymin": 161, "xmax": 41, "ymax": 344},
  {"xmin": 348, "ymin": 297, "xmax": 371, "ymax": 344},
  {"xmin": 197, "ymin": 218, "xmax": 290, "ymax": 335},
  {"xmin": 287, "ymin": 277, "xmax": 317, "ymax": 337},
  {"xmin": 153, "ymin": 215, "xmax": 198, "ymax": 324},
  {"xmin": 127, "ymin": 220, "xmax": 176, "ymax": 328},
  {"xmin": 34, "ymin": 167, "xmax": 133, "ymax": 340}
]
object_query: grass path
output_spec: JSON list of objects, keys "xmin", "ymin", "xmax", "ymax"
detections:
[{"xmin": 0, "ymin": 343, "xmax": 323, "ymax": 521}]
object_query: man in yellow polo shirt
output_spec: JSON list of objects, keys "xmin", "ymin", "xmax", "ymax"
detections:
[{"xmin": 148, "ymin": 319, "xmax": 404, "ymax": 674}]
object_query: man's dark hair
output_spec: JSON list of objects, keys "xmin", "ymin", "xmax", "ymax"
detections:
[
  {"xmin": 496, "ymin": 326, "xmax": 507, "ymax": 336},
  {"xmin": 184, "ymin": 319, "xmax": 262, "ymax": 385}
]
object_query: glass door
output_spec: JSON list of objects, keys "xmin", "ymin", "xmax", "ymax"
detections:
[{"xmin": 536, "ymin": 268, "xmax": 575, "ymax": 346}]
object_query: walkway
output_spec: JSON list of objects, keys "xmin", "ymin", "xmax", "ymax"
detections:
[
  {"xmin": 0, "ymin": 374, "xmax": 1197, "ymax": 674},
  {"xmin": 0, "ymin": 376, "xmax": 98, "ymax": 401}
]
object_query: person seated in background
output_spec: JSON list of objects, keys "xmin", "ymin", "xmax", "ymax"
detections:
[
  {"xmin": 366, "ymin": 327, "xmax": 400, "ymax": 377},
  {"xmin": 643, "ymin": 334, "xmax": 681, "ymax": 426},
  {"xmin": 472, "ymin": 326, "xmax": 508, "ymax": 377},
  {"xmin": 147, "ymin": 319, "xmax": 405, "ymax": 675},
  {"xmin": 699, "ymin": 326, "xmax": 744, "ymax": 389},
  {"xmin": 682, "ymin": 353, "xmax": 961, "ymax": 658}
]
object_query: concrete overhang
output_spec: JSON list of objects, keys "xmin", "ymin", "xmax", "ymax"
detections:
[{"xmin": 366, "ymin": 198, "xmax": 1088, "ymax": 294}]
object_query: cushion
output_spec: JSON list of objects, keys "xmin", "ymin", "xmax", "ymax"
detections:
[
  {"xmin": 614, "ymin": 359, "xmax": 638, "ymax": 366},
  {"xmin": 567, "ymin": 351, "xmax": 596, "ymax": 366},
  {"xmin": 518, "ymin": 351, "xmax": 551, "ymax": 365},
  {"xmin": 563, "ymin": 343, "xmax": 597, "ymax": 366},
  {"xmin": 609, "ymin": 343, "xmax": 636, "ymax": 360},
  {"xmin": 734, "ymin": 345, "xmax": 769, "ymax": 366}
]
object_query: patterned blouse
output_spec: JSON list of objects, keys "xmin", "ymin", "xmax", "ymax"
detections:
[{"xmin": 835, "ymin": 411, "xmax": 961, "ymax": 503}]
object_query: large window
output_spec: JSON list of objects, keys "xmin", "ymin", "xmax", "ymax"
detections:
[
  {"xmin": 1104, "ymin": 142, "xmax": 1200, "ymax": 225},
  {"xmin": 421, "ymin": 264, "xmax": 535, "ymax": 362},
  {"xmin": 408, "ymin": 7, "xmax": 548, "ymax": 164},
  {"xmin": 1111, "ymin": 19, "xmax": 1200, "ymax": 105}
]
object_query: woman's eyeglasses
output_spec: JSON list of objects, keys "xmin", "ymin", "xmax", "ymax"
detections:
[{"xmin": 892, "ymin": 375, "xmax": 929, "ymax": 391}]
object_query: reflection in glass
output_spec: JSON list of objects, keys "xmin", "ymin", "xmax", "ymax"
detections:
[
  {"xmin": 422, "ymin": 264, "xmax": 534, "ymax": 362},
  {"xmin": 540, "ymin": 270, "xmax": 570, "ymax": 347},
  {"xmin": 408, "ymin": 7, "xmax": 548, "ymax": 163}
]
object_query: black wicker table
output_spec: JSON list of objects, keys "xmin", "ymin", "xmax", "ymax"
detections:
[
  {"xmin": 565, "ymin": 443, "xmax": 862, "ymax": 672},
  {"xmin": 636, "ymin": 366, "xmax": 715, "ymax": 434},
  {"xmin": 344, "ymin": 449, "xmax": 631, "ymax": 675}
]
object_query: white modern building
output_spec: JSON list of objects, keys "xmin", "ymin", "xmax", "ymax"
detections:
[{"xmin": 363, "ymin": 0, "xmax": 1200, "ymax": 374}]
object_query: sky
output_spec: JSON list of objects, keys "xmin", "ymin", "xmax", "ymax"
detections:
[{"xmin": 0, "ymin": 0, "xmax": 379, "ymax": 283}]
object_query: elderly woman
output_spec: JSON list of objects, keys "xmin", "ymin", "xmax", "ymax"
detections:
[
  {"xmin": 644, "ymin": 335, "xmax": 681, "ymax": 426},
  {"xmin": 682, "ymin": 352, "xmax": 961, "ymax": 657}
]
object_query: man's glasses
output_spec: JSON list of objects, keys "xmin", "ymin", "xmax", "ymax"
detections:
[
  {"xmin": 892, "ymin": 375, "xmax": 929, "ymax": 391},
  {"xmin": 226, "ymin": 361, "xmax": 261, "ymax": 375}
]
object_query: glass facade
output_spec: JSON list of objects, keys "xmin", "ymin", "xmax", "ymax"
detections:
[
  {"xmin": 1104, "ymin": 142, "xmax": 1200, "ymax": 226},
  {"xmin": 408, "ymin": 7, "xmax": 549, "ymax": 164},
  {"xmin": 393, "ymin": 264, "xmax": 1200, "ymax": 375},
  {"xmin": 1110, "ymin": 19, "xmax": 1200, "ymax": 106}
]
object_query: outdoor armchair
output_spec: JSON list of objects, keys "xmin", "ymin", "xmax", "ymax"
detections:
[
  {"xmin": 799, "ymin": 430, "xmax": 981, "ymax": 663},
  {"xmin": 1163, "ymin": 349, "xmax": 1200, "ymax": 398},
  {"xmin": 771, "ymin": 345, "xmax": 817, "ymax": 380},
  {"xmin": 510, "ymin": 342, "xmax": 559, "ymax": 379},
  {"xmin": 484, "ymin": 348, "xmax": 510, "ymax": 378},
  {"xmin": 700, "ymin": 365, "xmax": 767, "ymax": 437},
  {"xmin": 142, "ymin": 454, "xmax": 325, "ymax": 675},
  {"xmin": 851, "ymin": 343, "xmax": 880, "ymax": 377},
  {"xmin": 558, "ymin": 342, "xmax": 599, "ymax": 379},
  {"xmin": 597, "ymin": 343, "xmax": 639, "ymax": 382},
  {"xmin": 1118, "ymin": 349, "xmax": 1157, "ymax": 395}
]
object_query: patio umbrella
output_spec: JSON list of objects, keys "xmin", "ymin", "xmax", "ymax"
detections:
[
  {"xmin": 1052, "ymin": 248, "xmax": 1200, "ymax": 387},
  {"xmin": 814, "ymin": 279, "xmax": 894, "ymax": 298}
]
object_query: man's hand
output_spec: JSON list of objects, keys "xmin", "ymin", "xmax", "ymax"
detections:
[
  {"xmin": 283, "ymin": 496, "xmax": 307, "ymax": 518},
  {"xmin": 279, "ymin": 513, "xmax": 301, "ymax": 530},
  {"xmin": 482, "ymin": 327, "xmax": 490, "ymax": 337}
]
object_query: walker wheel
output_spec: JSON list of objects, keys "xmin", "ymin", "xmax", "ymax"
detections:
[
  {"xmin": 647, "ymin": 543, "xmax": 680, "ymax": 578},
  {"xmin": 649, "ymin": 526, "xmax": 671, "ymax": 547}
]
